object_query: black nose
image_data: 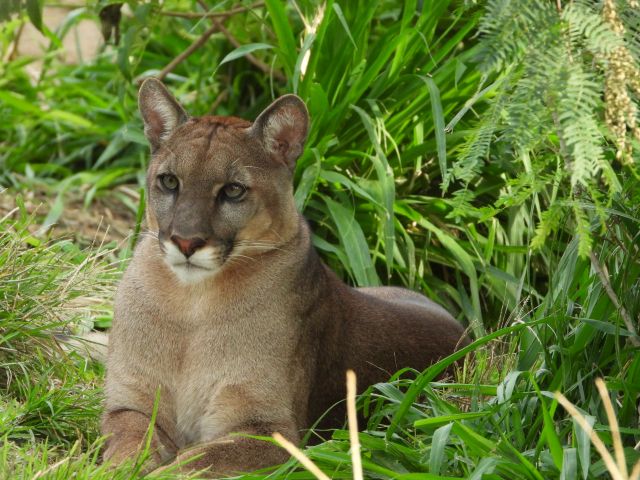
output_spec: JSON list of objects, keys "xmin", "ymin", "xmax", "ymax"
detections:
[{"xmin": 170, "ymin": 235, "xmax": 206, "ymax": 258}]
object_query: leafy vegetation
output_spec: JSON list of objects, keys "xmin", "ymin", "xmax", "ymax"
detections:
[{"xmin": 0, "ymin": 0, "xmax": 638, "ymax": 479}]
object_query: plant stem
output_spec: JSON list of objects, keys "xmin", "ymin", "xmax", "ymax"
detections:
[
  {"xmin": 589, "ymin": 250, "xmax": 640, "ymax": 346},
  {"xmin": 162, "ymin": 2, "xmax": 264, "ymax": 20},
  {"xmin": 157, "ymin": 23, "xmax": 220, "ymax": 80}
]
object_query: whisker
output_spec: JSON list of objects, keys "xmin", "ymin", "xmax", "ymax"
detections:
[
  {"xmin": 234, "ymin": 243, "xmax": 292, "ymax": 254},
  {"xmin": 229, "ymin": 253, "xmax": 257, "ymax": 263}
]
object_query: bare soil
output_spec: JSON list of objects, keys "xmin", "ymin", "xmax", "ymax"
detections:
[{"xmin": 0, "ymin": 185, "xmax": 138, "ymax": 249}]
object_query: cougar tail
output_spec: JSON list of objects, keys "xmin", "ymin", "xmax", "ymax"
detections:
[{"xmin": 55, "ymin": 331, "xmax": 109, "ymax": 363}]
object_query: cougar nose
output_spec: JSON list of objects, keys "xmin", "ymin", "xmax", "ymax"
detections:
[{"xmin": 170, "ymin": 235, "xmax": 206, "ymax": 258}]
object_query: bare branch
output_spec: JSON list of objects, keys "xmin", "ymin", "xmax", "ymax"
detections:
[
  {"xmin": 162, "ymin": 2, "xmax": 264, "ymax": 20},
  {"xmin": 157, "ymin": 23, "xmax": 220, "ymax": 81}
]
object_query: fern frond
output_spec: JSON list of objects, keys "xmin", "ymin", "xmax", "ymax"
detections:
[
  {"xmin": 563, "ymin": 2, "xmax": 624, "ymax": 56},
  {"xmin": 573, "ymin": 203, "xmax": 593, "ymax": 257},
  {"xmin": 450, "ymin": 0, "xmax": 638, "ymax": 257},
  {"xmin": 452, "ymin": 92, "xmax": 504, "ymax": 186},
  {"xmin": 477, "ymin": 0, "xmax": 555, "ymax": 72},
  {"xmin": 556, "ymin": 63, "xmax": 604, "ymax": 188},
  {"xmin": 531, "ymin": 202, "xmax": 565, "ymax": 250},
  {"xmin": 619, "ymin": 3, "xmax": 640, "ymax": 61}
]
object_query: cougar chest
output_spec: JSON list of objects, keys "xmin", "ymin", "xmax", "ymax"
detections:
[{"xmin": 169, "ymin": 299, "xmax": 298, "ymax": 447}]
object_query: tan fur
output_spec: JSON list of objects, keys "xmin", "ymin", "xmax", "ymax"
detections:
[{"xmin": 102, "ymin": 79, "xmax": 467, "ymax": 476}]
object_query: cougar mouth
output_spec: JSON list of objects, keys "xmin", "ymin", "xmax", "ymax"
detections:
[{"xmin": 160, "ymin": 239, "xmax": 230, "ymax": 284}]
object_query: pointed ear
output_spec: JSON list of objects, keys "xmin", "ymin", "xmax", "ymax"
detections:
[
  {"xmin": 252, "ymin": 94, "xmax": 309, "ymax": 169},
  {"xmin": 138, "ymin": 78, "xmax": 189, "ymax": 151}
]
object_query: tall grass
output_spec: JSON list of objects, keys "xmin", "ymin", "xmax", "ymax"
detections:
[
  {"xmin": 1, "ymin": 0, "xmax": 492, "ymax": 333},
  {"xmin": 0, "ymin": 0, "xmax": 638, "ymax": 478}
]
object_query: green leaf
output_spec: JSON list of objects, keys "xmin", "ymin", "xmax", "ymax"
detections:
[
  {"xmin": 322, "ymin": 195, "xmax": 379, "ymax": 286},
  {"xmin": 332, "ymin": 3, "xmax": 356, "ymax": 49},
  {"xmin": 580, "ymin": 318, "xmax": 637, "ymax": 337},
  {"xmin": 25, "ymin": 0, "xmax": 43, "ymax": 32},
  {"xmin": 468, "ymin": 457, "xmax": 498, "ymax": 480},
  {"xmin": 41, "ymin": 193, "xmax": 65, "ymax": 232},
  {"xmin": 293, "ymin": 33, "xmax": 316, "ymax": 94},
  {"xmin": 265, "ymin": 0, "xmax": 297, "ymax": 75},
  {"xmin": 560, "ymin": 448, "xmax": 577, "ymax": 480},
  {"xmin": 575, "ymin": 414, "xmax": 594, "ymax": 480},
  {"xmin": 350, "ymin": 105, "xmax": 396, "ymax": 279},
  {"xmin": 531, "ymin": 379, "xmax": 563, "ymax": 472},
  {"xmin": 44, "ymin": 110, "xmax": 96, "ymax": 130},
  {"xmin": 429, "ymin": 422, "xmax": 452, "ymax": 475},
  {"xmin": 419, "ymin": 76, "xmax": 448, "ymax": 188},
  {"xmin": 415, "ymin": 412, "xmax": 490, "ymax": 429},
  {"xmin": 218, "ymin": 43, "xmax": 274, "ymax": 68}
]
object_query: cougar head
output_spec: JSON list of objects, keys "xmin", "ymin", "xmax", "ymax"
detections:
[{"xmin": 138, "ymin": 78, "xmax": 309, "ymax": 283}]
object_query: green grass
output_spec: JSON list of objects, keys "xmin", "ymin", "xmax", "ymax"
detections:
[
  {"xmin": 1, "ymin": 0, "xmax": 639, "ymax": 478},
  {"xmin": 2, "ymin": 192, "xmax": 638, "ymax": 479}
]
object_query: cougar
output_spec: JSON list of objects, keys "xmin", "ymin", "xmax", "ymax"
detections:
[{"xmin": 102, "ymin": 78, "xmax": 467, "ymax": 476}]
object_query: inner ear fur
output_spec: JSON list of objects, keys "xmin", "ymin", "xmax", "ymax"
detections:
[
  {"xmin": 252, "ymin": 95, "xmax": 309, "ymax": 169},
  {"xmin": 138, "ymin": 78, "xmax": 189, "ymax": 151}
]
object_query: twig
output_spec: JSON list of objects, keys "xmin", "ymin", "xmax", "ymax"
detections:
[
  {"xmin": 589, "ymin": 250, "xmax": 640, "ymax": 347},
  {"xmin": 156, "ymin": 22, "xmax": 220, "ymax": 81},
  {"xmin": 4, "ymin": 20, "xmax": 25, "ymax": 63},
  {"xmin": 214, "ymin": 19, "xmax": 286, "ymax": 82},
  {"xmin": 162, "ymin": 2, "xmax": 264, "ymax": 19}
]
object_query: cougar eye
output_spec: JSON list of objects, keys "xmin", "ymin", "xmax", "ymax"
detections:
[
  {"xmin": 222, "ymin": 183, "xmax": 247, "ymax": 201},
  {"xmin": 159, "ymin": 174, "xmax": 179, "ymax": 191}
]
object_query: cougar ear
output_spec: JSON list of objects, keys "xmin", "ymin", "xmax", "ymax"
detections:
[
  {"xmin": 138, "ymin": 78, "xmax": 189, "ymax": 151},
  {"xmin": 252, "ymin": 94, "xmax": 309, "ymax": 169}
]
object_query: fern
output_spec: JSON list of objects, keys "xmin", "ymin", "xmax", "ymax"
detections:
[
  {"xmin": 556, "ymin": 63, "xmax": 604, "ymax": 188},
  {"xmin": 447, "ymin": 0, "xmax": 639, "ymax": 255},
  {"xmin": 531, "ymin": 203, "xmax": 565, "ymax": 251},
  {"xmin": 563, "ymin": 1, "xmax": 623, "ymax": 56},
  {"xmin": 451, "ymin": 83, "xmax": 509, "ymax": 190}
]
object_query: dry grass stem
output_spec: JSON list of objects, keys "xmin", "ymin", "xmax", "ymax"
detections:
[
  {"xmin": 556, "ymin": 377, "xmax": 640, "ymax": 480},
  {"xmin": 32, "ymin": 456, "xmax": 70, "ymax": 479},
  {"xmin": 272, "ymin": 433, "xmax": 330, "ymax": 480},
  {"xmin": 555, "ymin": 390, "xmax": 622, "ymax": 480},
  {"xmin": 595, "ymin": 378, "xmax": 628, "ymax": 478},
  {"xmin": 346, "ymin": 369, "xmax": 363, "ymax": 480},
  {"xmin": 273, "ymin": 371, "xmax": 366, "ymax": 480}
]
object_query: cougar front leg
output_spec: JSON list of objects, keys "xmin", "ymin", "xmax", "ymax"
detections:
[
  {"xmin": 102, "ymin": 409, "xmax": 177, "ymax": 470},
  {"xmin": 156, "ymin": 422, "xmax": 296, "ymax": 477}
]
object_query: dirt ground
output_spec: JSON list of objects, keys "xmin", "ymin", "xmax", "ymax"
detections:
[{"xmin": 0, "ymin": 184, "xmax": 138, "ymax": 249}]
